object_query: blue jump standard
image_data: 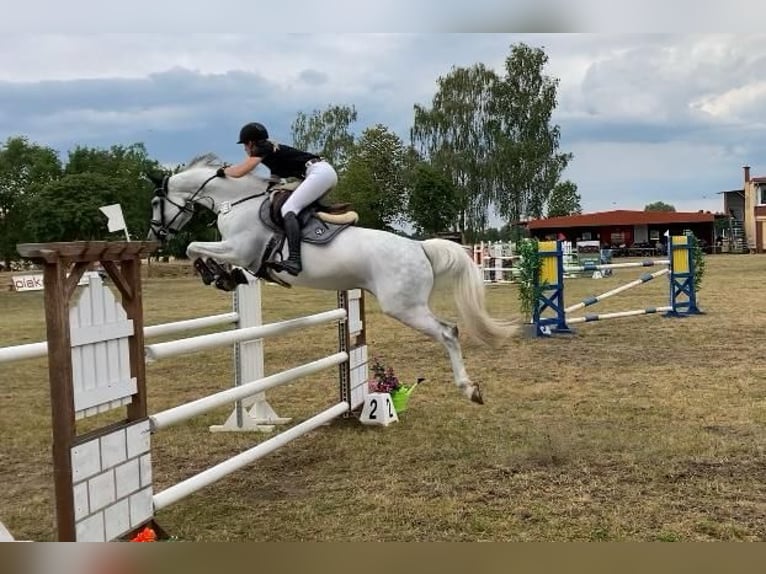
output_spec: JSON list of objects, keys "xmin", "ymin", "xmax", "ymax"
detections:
[{"xmin": 534, "ymin": 235, "xmax": 703, "ymax": 337}]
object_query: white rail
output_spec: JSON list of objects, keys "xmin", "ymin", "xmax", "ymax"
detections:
[
  {"xmin": 567, "ymin": 306, "xmax": 673, "ymax": 324},
  {"xmin": 564, "ymin": 259, "xmax": 670, "ymax": 272},
  {"xmin": 144, "ymin": 312, "xmax": 238, "ymax": 338},
  {"xmin": 152, "ymin": 401, "xmax": 349, "ymax": 511},
  {"xmin": 564, "ymin": 268, "xmax": 670, "ymax": 315},
  {"xmin": 145, "ymin": 308, "xmax": 347, "ymax": 361},
  {"xmin": 0, "ymin": 312, "xmax": 240, "ymax": 364},
  {"xmin": 149, "ymin": 352, "xmax": 348, "ymax": 430},
  {"xmin": 0, "ymin": 341, "xmax": 47, "ymax": 364}
]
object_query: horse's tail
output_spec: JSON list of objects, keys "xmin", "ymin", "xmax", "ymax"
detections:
[{"xmin": 421, "ymin": 238, "xmax": 521, "ymax": 347}]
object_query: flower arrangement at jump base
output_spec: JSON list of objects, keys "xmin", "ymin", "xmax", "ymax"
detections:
[{"xmin": 367, "ymin": 357, "xmax": 424, "ymax": 413}]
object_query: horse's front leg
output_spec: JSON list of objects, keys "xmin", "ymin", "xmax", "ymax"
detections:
[
  {"xmin": 187, "ymin": 239, "xmax": 247, "ymax": 265},
  {"xmin": 187, "ymin": 240, "xmax": 250, "ymax": 291}
]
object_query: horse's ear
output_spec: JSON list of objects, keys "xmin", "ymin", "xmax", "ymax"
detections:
[{"xmin": 143, "ymin": 171, "xmax": 165, "ymax": 188}]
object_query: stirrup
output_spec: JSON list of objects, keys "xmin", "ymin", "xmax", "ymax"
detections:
[{"xmin": 270, "ymin": 258, "xmax": 302, "ymax": 276}]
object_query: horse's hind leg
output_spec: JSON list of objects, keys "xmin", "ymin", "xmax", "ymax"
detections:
[{"xmin": 382, "ymin": 303, "xmax": 483, "ymax": 404}]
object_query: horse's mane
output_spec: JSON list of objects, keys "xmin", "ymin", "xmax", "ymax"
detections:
[
  {"xmin": 180, "ymin": 153, "xmax": 224, "ymax": 171},
  {"xmin": 178, "ymin": 152, "xmax": 268, "ymax": 181}
]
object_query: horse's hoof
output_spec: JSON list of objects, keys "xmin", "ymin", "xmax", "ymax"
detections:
[
  {"xmin": 193, "ymin": 258, "xmax": 215, "ymax": 285},
  {"xmin": 214, "ymin": 274, "xmax": 237, "ymax": 292},
  {"xmin": 230, "ymin": 268, "xmax": 250, "ymax": 285},
  {"xmin": 470, "ymin": 386, "xmax": 484, "ymax": 405}
]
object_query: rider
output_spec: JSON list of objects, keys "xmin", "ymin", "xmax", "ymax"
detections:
[{"xmin": 218, "ymin": 121, "xmax": 338, "ymax": 276}]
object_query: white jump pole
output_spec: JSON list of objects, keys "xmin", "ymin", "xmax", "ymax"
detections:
[
  {"xmin": 563, "ymin": 259, "xmax": 670, "ymax": 272},
  {"xmin": 565, "ymin": 268, "xmax": 670, "ymax": 315},
  {"xmin": 0, "ymin": 313, "xmax": 239, "ymax": 364},
  {"xmin": 0, "ymin": 341, "xmax": 48, "ymax": 363},
  {"xmin": 145, "ymin": 308, "xmax": 346, "ymax": 361},
  {"xmin": 152, "ymin": 402, "xmax": 349, "ymax": 511},
  {"xmin": 150, "ymin": 352, "xmax": 348, "ymax": 430},
  {"xmin": 144, "ymin": 313, "xmax": 239, "ymax": 338},
  {"xmin": 566, "ymin": 306, "xmax": 673, "ymax": 324}
]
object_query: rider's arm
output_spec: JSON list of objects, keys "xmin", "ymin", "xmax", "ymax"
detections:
[{"xmin": 223, "ymin": 155, "xmax": 262, "ymax": 178}]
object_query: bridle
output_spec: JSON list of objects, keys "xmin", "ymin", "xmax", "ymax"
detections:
[
  {"xmin": 149, "ymin": 169, "xmax": 276, "ymax": 242},
  {"xmin": 149, "ymin": 172, "xmax": 219, "ymax": 241}
]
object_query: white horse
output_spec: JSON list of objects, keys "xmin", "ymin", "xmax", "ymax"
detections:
[{"xmin": 146, "ymin": 153, "xmax": 519, "ymax": 404}]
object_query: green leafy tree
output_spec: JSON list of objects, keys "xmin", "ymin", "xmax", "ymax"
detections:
[
  {"xmin": 644, "ymin": 201, "xmax": 676, "ymax": 212},
  {"xmin": 411, "ymin": 63, "xmax": 498, "ymax": 235},
  {"xmin": 332, "ymin": 124, "xmax": 410, "ymax": 230},
  {"xmin": 0, "ymin": 136, "xmax": 62, "ymax": 267},
  {"xmin": 489, "ymin": 43, "xmax": 573, "ymax": 222},
  {"xmin": 63, "ymin": 143, "xmax": 162, "ymax": 238},
  {"xmin": 26, "ymin": 174, "xmax": 126, "ymax": 242},
  {"xmin": 290, "ymin": 104, "xmax": 358, "ymax": 172},
  {"xmin": 331, "ymin": 160, "xmax": 385, "ymax": 228},
  {"xmin": 411, "ymin": 44, "xmax": 572, "ymax": 235},
  {"xmin": 546, "ymin": 180, "xmax": 582, "ymax": 217},
  {"xmin": 407, "ymin": 163, "xmax": 460, "ymax": 236},
  {"xmin": 480, "ymin": 227, "xmax": 503, "ymax": 242}
]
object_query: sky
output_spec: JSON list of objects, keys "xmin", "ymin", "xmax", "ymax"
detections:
[{"xmin": 3, "ymin": 14, "xmax": 766, "ymax": 219}]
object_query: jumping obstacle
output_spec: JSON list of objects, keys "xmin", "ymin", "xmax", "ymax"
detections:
[
  {"xmin": 0, "ymin": 261, "xmax": 288, "ymax": 433},
  {"xmin": 534, "ymin": 234, "xmax": 702, "ymax": 337},
  {"xmin": 470, "ymin": 241, "xmax": 521, "ymax": 284},
  {"xmin": 9, "ymin": 241, "xmax": 369, "ymax": 542}
]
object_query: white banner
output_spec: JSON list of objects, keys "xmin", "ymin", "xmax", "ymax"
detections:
[
  {"xmin": 11, "ymin": 271, "xmax": 102, "ymax": 292},
  {"xmin": 11, "ymin": 274, "xmax": 44, "ymax": 292}
]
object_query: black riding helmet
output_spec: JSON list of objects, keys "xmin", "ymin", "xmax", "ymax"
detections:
[{"xmin": 237, "ymin": 122, "xmax": 269, "ymax": 144}]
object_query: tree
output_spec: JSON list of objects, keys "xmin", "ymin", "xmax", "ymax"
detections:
[
  {"xmin": 26, "ymin": 174, "xmax": 126, "ymax": 242},
  {"xmin": 331, "ymin": 160, "xmax": 381, "ymax": 228},
  {"xmin": 546, "ymin": 180, "xmax": 582, "ymax": 217},
  {"xmin": 331, "ymin": 124, "xmax": 410, "ymax": 230},
  {"xmin": 290, "ymin": 104, "xmax": 358, "ymax": 172},
  {"xmin": 63, "ymin": 143, "xmax": 163, "ymax": 238},
  {"xmin": 644, "ymin": 201, "xmax": 676, "ymax": 212},
  {"xmin": 411, "ymin": 44, "xmax": 572, "ymax": 236},
  {"xmin": 407, "ymin": 163, "xmax": 460, "ymax": 236},
  {"xmin": 0, "ymin": 136, "xmax": 62, "ymax": 268},
  {"xmin": 489, "ymin": 43, "xmax": 572, "ymax": 222},
  {"xmin": 410, "ymin": 63, "xmax": 498, "ymax": 235}
]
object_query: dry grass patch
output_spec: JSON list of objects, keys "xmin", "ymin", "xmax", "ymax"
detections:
[{"xmin": 1, "ymin": 254, "xmax": 765, "ymax": 541}]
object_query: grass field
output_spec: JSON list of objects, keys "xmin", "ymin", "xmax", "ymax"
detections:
[{"xmin": 1, "ymin": 254, "xmax": 765, "ymax": 542}]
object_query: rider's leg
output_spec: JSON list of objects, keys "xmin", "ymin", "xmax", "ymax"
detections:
[{"xmin": 276, "ymin": 161, "xmax": 338, "ymax": 276}]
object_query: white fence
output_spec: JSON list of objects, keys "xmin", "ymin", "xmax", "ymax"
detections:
[{"xmin": 2, "ymin": 270, "xmax": 369, "ymax": 541}]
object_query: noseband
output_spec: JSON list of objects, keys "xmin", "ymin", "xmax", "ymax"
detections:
[{"xmin": 149, "ymin": 172, "xmax": 219, "ymax": 241}]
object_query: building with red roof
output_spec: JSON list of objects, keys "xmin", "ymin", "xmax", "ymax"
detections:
[{"xmin": 526, "ymin": 209, "xmax": 718, "ymax": 255}]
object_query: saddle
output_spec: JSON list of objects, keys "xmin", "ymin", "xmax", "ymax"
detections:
[{"xmin": 254, "ymin": 178, "xmax": 359, "ymax": 286}]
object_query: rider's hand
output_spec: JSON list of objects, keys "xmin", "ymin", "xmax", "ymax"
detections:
[{"xmin": 216, "ymin": 167, "xmax": 226, "ymax": 178}]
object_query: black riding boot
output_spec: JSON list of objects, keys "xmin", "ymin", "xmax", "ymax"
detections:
[{"xmin": 277, "ymin": 211, "xmax": 303, "ymax": 276}]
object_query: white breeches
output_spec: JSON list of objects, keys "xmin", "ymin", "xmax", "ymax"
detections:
[{"xmin": 280, "ymin": 160, "xmax": 338, "ymax": 216}]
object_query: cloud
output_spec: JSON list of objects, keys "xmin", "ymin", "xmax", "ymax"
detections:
[
  {"xmin": 561, "ymin": 139, "xmax": 755, "ymax": 214},
  {"xmin": 691, "ymin": 81, "xmax": 766, "ymax": 127},
  {"xmin": 298, "ymin": 69, "xmax": 329, "ymax": 86},
  {"xmin": 2, "ymin": 32, "xmax": 766, "ymax": 216},
  {"xmin": 7, "ymin": 1, "xmax": 766, "ymax": 33}
]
